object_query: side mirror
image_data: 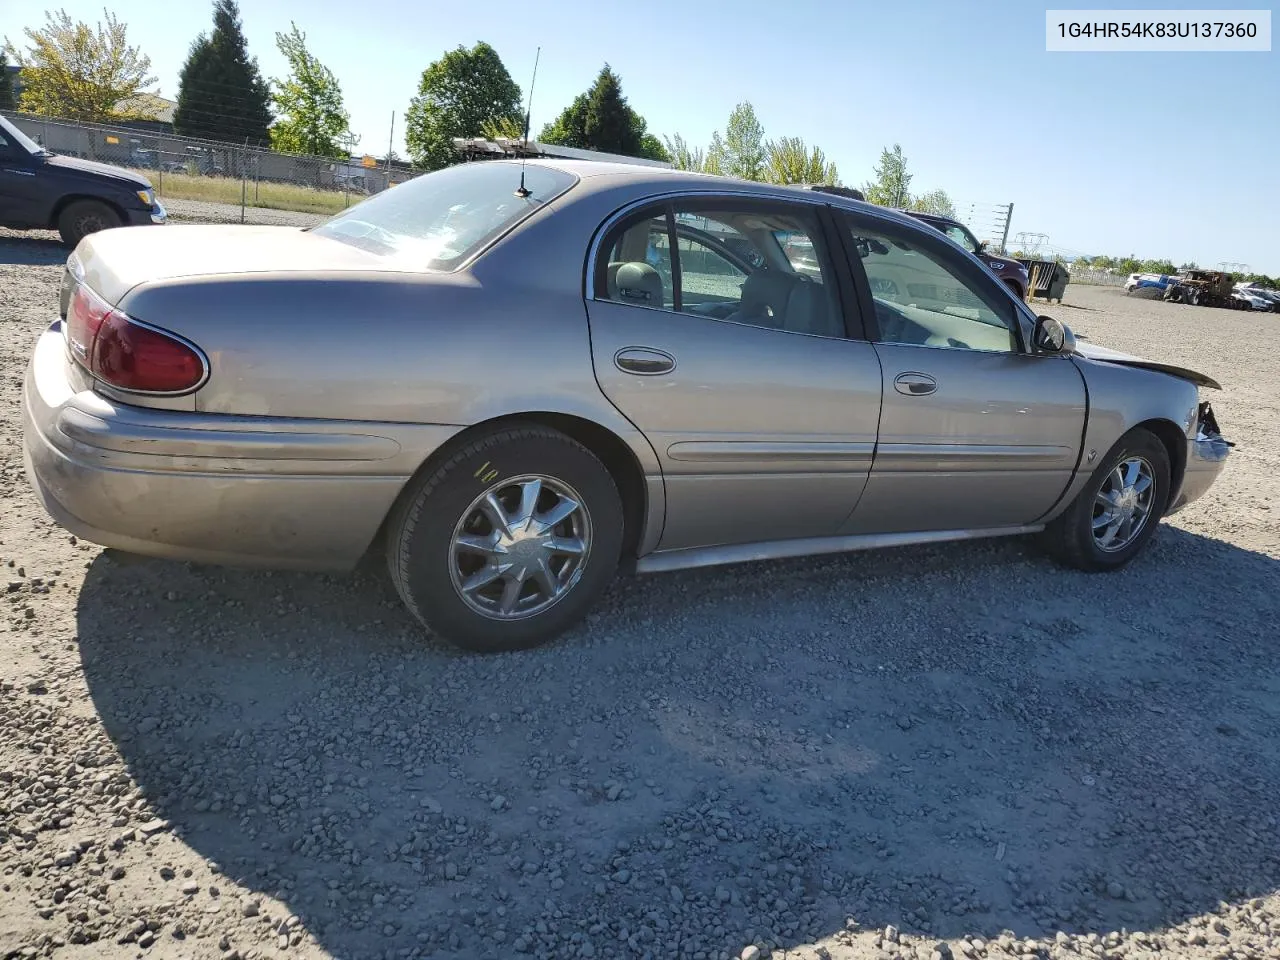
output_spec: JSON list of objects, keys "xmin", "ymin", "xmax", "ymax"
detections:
[
  {"xmin": 1032, "ymin": 315, "xmax": 1073, "ymax": 354},
  {"xmin": 978, "ymin": 240, "xmax": 988, "ymax": 252}
]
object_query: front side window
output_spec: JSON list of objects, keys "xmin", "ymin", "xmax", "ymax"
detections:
[
  {"xmin": 595, "ymin": 200, "xmax": 845, "ymax": 339},
  {"xmin": 941, "ymin": 223, "xmax": 978, "ymax": 254},
  {"xmin": 313, "ymin": 161, "xmax": 577, "ymax": 271},
  {"xmin": 844, "ymin": 217, "xmax": 1017, "ymax": 353}
]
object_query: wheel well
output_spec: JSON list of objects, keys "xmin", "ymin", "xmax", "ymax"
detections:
[
  {"xmin": 48, "ymin": 194, "xmax": 127, "ymax": 231},
  {"xmin": 366, "ymin": 412, "xmax": 650, "ymax": 567},
  {"xmin": 1135, "ymin": 417, "xmax": 1187, "ymax": 508},
  {"xmin": 1004, "ymin": 277, "xmax": 1025, "ymax": 299}
]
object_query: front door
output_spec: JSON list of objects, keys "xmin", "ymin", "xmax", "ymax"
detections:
[
  {"xmin": 0, "ymin": 133, "xmax": 42, "ymax": 227},
  {"xmin": 585, "ymin": 196, "xmax": 883, "ymax": 553},
  {"xmin": 835, "ymin": 211, "xmax": 1088, "ymax": 534}
]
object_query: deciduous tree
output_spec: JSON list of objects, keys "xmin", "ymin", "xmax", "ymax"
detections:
[
  {"xmin": 404, "ymin": 42, "xmax": 522, "ymax": 170},
  {"xmin": 7, "ymin": 8, "xmax": 158, "ymax": 121},
  {"xmin": 268, "ymin": 23, "xmax": 350, "ymax": 157},
  {"xmin": 862, "ymin": 143, "xmax": 912, "ymax": 208},
  {"xmin": 763, "ymin": 136, "xmax": 838, "ymax": 185}
]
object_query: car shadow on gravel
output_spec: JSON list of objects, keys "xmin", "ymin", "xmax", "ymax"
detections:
[
  {"xmin": 0, "ymin": 235, "xmax": 66, "ymax": 267},
  {"xmin": 75, "ymin": 527, "xmax": 1280, "ymax": 960}
]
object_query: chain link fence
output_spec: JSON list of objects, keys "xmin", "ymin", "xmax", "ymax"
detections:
[
  {"xmin": 3, "ymin": 111, "xmax": 424, "ymax": 227},
  {"xmin": 1066, "ymin": 268, "xmax": 1127, "ymax": 287}
]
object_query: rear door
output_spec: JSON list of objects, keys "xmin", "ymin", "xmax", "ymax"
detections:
[
  {"xmin": 835, "ymin": 209, "xmax": 1087, "ymax": 534},
  {"xmin": 584, "ymin": 195, "xmax": 883, "ymax": 553}
]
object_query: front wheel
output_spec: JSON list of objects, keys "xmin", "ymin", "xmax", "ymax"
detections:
[
  {"xmin": 386, "ymin": 425, "xmax": 624, "ymax": 653},
  {"xmin": 1039, "ymin": 428, "xmax": 1171, "ymax": 572},
  {"xmin": 57, "ymin": 200, "xmax": 122, "ymax": 248}
]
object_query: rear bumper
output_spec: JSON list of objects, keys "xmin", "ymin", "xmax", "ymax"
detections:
[{"xmin": 22, "ymin": 320, "xmax": 459, "ymax": 570}]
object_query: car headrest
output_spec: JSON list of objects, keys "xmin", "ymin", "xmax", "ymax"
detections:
[
  {"xmin": 739, "ymin": 269, "xmax": 798, "ymax": 318},
  {"xmin": 614, "ymin": 262, "xmax": 663, "ymax": 307}
]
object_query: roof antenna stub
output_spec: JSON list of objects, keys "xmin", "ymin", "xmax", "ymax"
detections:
[{"xmin": 515, "ymin": 46, "xmax": 541, "ymax": 199}]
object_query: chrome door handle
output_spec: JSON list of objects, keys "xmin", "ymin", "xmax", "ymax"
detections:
[
  {"xmin": 614, "ymin": 347, "xmax": 675, "ymax": 376},
  {"xmin": 893, "ymin": 372, "xmax": 937, "ymax": 396}
]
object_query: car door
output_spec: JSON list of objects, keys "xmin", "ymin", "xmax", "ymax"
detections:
[
  {"xmin": 835, "ymin": 209, "xmax": 1087, "ymax": 534},
  {"xmin": 0, "ymin": 131, "xmax": 42, "ymax": 227},
  {"xmin": 584, "ymin": 195, "xmax": 883, "ymax": 553}
]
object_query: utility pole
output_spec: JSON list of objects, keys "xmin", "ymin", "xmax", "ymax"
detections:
[{"xmin": 386, "ymin": 110, "xmax": 395, "ymax": 173}]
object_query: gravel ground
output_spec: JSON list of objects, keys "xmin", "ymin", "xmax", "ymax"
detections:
[
  {"xmin": 2, "ymin": 230, "xmax": 1278, "ymax": 960},
  {"xmin": 160, "ymin": 198, "xmax": 329, "ymax": 229}
]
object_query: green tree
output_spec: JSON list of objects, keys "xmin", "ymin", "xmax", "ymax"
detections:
[
  {"xmin": 862, "ymin": 143, "xmax": 913, "ymax": 208},
  {"xmin": 720, "ymin": 101, "xmax": 765, "ymax": 180},
  {"xmin": 582, "ymin": 65, "xmax": 637, "ymax": 154},
  {"xmin": 908, "ymin": 188, "xmax": 955, "ymax": 218},
  {"xmin": 480, "ymin": 115, "xmax": 524, "ymax": 140},
  {"xmin": 7, "ymin": 8, "xmax": 158, "ymax": 121},
  {"xmin": 268, "ymin": 23, "xmax": 349, "ymax": 157},
  {"xmin": 404, "ymin": 42, "xmax": 522, "ymax": 170},
  {"xmin": 539, "ymin": 65, "xmax": 664, "ymax": 161},
  {"xmin": 0, "ymin": 50, "xmax": 14, "ymax": 110},
  {"xmin": 704, "ymin": 131, "xmax": 727, "ymax": 175},
  {"xmin": 763, "ymin": 136, "xmax": 838, "ymax": 185},
  {"xmin": 663, "ymin": 133, "xmax": 705, "ymax": 172},
  {"xmin": 173, "ymin": 0, "xmax": 271, "ymax": 144}
]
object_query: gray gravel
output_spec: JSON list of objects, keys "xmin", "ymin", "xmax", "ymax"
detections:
[{"xmin": 2, "ymin": 230, "xmax": 1278, "ymax": 960}]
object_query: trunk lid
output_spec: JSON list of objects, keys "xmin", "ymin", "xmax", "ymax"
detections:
[{"xmin": 74, "ymin": 223, "xmax": 400, "ymax": 305}]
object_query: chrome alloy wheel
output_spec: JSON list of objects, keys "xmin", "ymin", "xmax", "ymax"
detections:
[
  {"xmin": 1092, "ymin": 456, "xmax": 1156, "ymax": 553},
  {"xmin": 448, "ymin": 475, "xmax": 592, "ymax": 620}
]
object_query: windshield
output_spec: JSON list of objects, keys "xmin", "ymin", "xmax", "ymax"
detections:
[
  {"xmin": 312, "ymin": 161, "xmax": 577, "ymax": 271},
  {"xmin": 0, "ymin": 115, "xmax": 49, "ymax": 156}
]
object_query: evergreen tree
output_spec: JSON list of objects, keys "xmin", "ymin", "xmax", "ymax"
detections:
[
  {"xmin": 539, "ymin": 65, "xmax": 664, "ymax": 160},
  {"xmin": 173, "ymin": 0, "xmax": 272, "ymax": 144},
  {"xmin": 0, "ymin": 50, "xmax": 15, "ymax": 110}
]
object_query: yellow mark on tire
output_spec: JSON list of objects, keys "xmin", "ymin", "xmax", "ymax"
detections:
[{"xmin": 474, "ymin": 461, "xmax": 499, "ymax": 484}]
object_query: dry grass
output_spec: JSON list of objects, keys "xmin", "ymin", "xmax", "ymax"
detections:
[{"xmin": 127, "ymin": 169, "xmax": 354, "ymax": 215}]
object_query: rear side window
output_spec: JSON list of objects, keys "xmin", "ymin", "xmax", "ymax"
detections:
[
  {"xmin": 595, "ymin": 199, "xmax": 846, "ymax": 339},
  {"xmin": 313, "ymin": 161, "xmax": 577, "ymax": 271}
]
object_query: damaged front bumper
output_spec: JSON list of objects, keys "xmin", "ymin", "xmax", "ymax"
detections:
[{"xmin": 1167, "ymin": 401, "xmax": 1232, "ymax": 514}]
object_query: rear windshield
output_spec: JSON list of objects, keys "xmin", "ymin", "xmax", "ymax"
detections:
[{"xmin": 312, "ymin": 161, "xmax": 577, "ymax": 271}]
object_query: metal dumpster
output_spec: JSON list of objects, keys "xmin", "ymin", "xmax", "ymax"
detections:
[{"xmin": 1016, "ymin": 258, "xmax": 1070, "ymax": 303}]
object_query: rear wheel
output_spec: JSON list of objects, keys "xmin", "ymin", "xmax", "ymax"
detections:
[
  {"xmin": 1040, "ymin": 428, "xmax": 1170, "ymax": 572},
  {"xmin": 57, "ymin": 200, "xmax": 122, "ymax": 248},
  {"xmin": 386, "ymin": 425, "xmax": 624, "ymax": 653}
]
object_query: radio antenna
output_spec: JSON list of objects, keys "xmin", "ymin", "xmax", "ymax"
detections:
[{"xmin": 515, "ymin": 46, "xmax": 541, "ymax": 198}]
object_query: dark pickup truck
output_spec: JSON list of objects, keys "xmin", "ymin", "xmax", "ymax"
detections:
[
  {"xmin": 903, "ymin": 210, "xmax": 1028, "ymax": 300},
  {"xmin": 0, "ymin": 114, "xmax": 166, "ymax": 247}
]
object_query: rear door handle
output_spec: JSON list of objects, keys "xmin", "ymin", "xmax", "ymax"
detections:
[
  {"xmin": 614, "ymin": 347, "xmax": 675, "ymax": 376},
  {"xmin": 893, "ymin": 372, "xmax": 937, "ymax": 396}
]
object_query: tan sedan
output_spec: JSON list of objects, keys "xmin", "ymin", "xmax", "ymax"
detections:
[{"xmin": 21, "ymin": 160, "xmax": 1231, "ymax": 651}]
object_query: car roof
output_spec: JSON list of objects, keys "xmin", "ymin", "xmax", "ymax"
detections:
[{"xmin": 480, "ymin": 158, "xmax": 928, "ymax": 231}]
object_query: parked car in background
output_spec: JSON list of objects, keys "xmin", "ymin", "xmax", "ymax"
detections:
[
  {"xmin": 902, "ymin": 210, "xmax": 1029, "ymax": 299},
  {"xmin": 0, "ymin": 114, "xmax": 166, "ymax": 247},
  {"xmin": 23, "ymin": 160, "xmax": 1230, "ymax": 653},
  {"xmin": 1125, "ymin": 273, "xmax": 1174, "ymax": 298},
  {"xmin": 1232, "ymin": 288, "xmax": 1274, "ymax": 311}
]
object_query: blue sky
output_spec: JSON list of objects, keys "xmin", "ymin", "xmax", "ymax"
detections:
[{"xmin": 4, "ymin": 0, "xmax": 1276, "ymax": 272}]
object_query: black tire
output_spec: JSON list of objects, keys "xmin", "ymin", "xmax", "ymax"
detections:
[
  {"xmin": 57, "ymin": 200, "xmax": 122, "ymax": 248},
  {"xmin": 386, "ymin": 425, "xmax": 624, "ymax": 653},
  {"xmin": 1039, "ymin": 427, "xmax": 1171, "ymax": 572}
]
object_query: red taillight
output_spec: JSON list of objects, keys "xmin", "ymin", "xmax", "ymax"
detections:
[{"xmin": 65, "ymin": 283, "xmax": 206, "ymax": 394}]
